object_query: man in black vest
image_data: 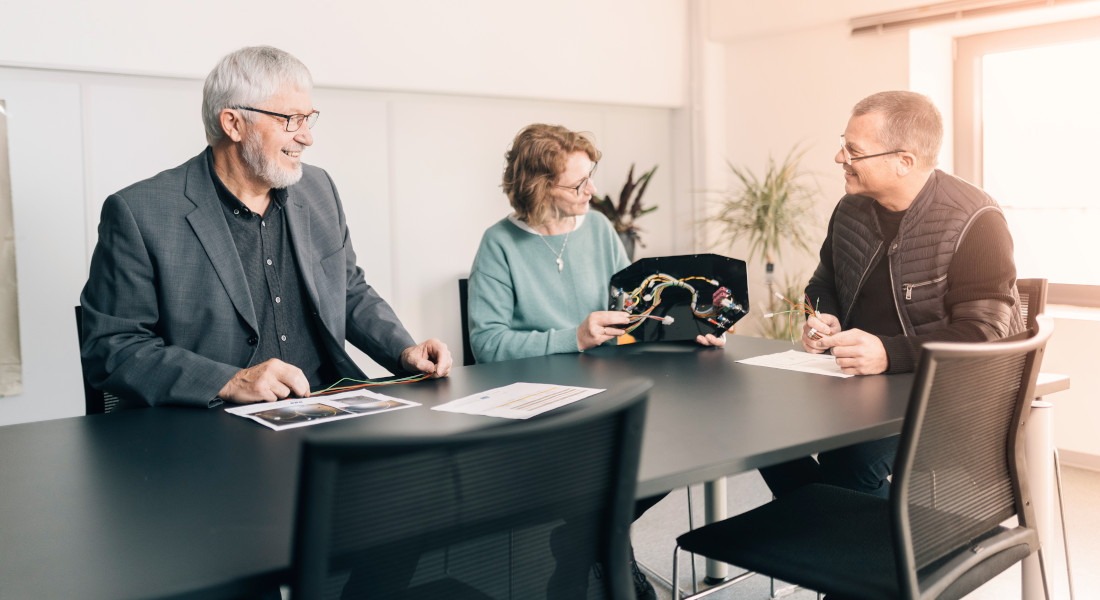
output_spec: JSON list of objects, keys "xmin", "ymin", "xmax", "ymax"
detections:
[{"xmin": 761, "ymin": 91, "xmax": 1023, "ymax": 498}]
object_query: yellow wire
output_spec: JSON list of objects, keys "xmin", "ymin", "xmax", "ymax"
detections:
[{"xmin": 311, "ymin": 373, "xmax": 431, "ymax": 396}]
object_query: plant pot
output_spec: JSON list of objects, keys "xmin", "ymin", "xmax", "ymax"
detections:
[{"xmin": 619, "ymin": 233, "xmax": 636, "ymax": 262}]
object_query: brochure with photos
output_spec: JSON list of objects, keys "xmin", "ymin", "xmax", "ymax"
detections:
[{"xmin": 225, "ymin": 390, "xmax": 420, "ymax": 431}]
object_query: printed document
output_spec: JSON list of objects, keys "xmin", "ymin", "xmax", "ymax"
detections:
[
  {"xmin": 433, "ymin": 382, "xmax": 604, "ymax": 419},
  {"xmin": 226, "ymin": 390, "xmax": 420, "ymax": 430},
  {"xmin": 737, "ymin": 350, "xmax": 853, "ymax": 378}
]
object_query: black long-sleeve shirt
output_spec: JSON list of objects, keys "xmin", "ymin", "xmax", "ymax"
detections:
[{"xmin": 809, "ymin": 201, "xmax": 1017, "ymax": 373}]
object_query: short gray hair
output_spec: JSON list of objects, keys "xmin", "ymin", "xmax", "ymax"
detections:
[
  {"xmin": 201, "ymin": 46, "xmax": 313, "ymax": 146},
  {"xmin": 852, "ymin": 91, "xmax": 942, "ymax": 170}
]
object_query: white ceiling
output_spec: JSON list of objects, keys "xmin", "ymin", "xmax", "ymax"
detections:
[
  {"xmin": 707, "ymin": 0, "xmax": 1100, "ymax": 41},
  {"xmin": 707, "ymin": 0, "xmax": 940, "ymax": 41}
]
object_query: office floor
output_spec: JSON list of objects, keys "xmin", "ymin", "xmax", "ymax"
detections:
[{"xmin": 631, "ymin": 466, "xmax": 1099, "ymax": 600}]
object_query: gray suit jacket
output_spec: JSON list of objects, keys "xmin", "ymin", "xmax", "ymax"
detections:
[{"xmin": 80, "ymin": 150, "xmax": 415, "ymax": 407}]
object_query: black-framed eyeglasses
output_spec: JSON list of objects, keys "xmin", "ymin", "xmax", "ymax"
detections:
[
  {"xmin": 235, "ymin": 106, "xmax": 320, "ymax": 132},
  {"xmin": 840, "ymin": 136, "xmax": 905, "ymax": 166},
  {"xmin": 554, "ymin": 162, "xmax": 598, "ymax": 197}
]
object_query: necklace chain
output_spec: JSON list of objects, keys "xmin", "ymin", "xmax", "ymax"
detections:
[{"xmin": 537, "ymin": 217, "xmax": 573, "ymax": 273}]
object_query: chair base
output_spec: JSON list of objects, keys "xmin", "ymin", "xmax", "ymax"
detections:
[
  {"xmin": 669, "ymin": 558, "xmax": 756, "ymax": 600},
  {"xmin": 1053, "ymin": 448, "xmax": 1077, "ymax": 600}
]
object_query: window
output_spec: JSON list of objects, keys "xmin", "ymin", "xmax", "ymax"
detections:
[{"xmin": 956, "ymin": 17, "xmax": 1100, "ymax": 306}]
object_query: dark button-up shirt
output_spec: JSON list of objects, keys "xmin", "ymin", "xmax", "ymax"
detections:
[{"xmin": 207, "ymin": 149, "xmax": 334, "ymax": 388}]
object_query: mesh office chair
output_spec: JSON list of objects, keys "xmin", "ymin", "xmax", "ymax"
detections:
[
  {"xmin": 458, "ymin": 276, "xmax": 689, "ymax": 592},
  {"xmin": 291, "ymin": 378, "xmax": 651, "ymax": 600},
  {"xmin": 1016, "ymin": 278, "xmax": 1076, "ymax": 598},
  {"xmin": 672, "ymin": 317, "xmax": 1055, "ymax": 600},
  {"xmin": 73, "ymin": 305, "xmax": 129, "ymax": 415},
  {"xmin": 458, "ymin": 278, "xmax": 476, "ymax": 366},
  {"xmin": 1016, "ymin": 278, "xmax": 1047, "ymax": 330}
]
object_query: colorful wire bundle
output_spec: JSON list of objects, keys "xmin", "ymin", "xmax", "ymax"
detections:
[
  {"xmin": 624, "ymin": 313, "xmax": 673, "ymax": 333},
  {"xmin": 621, "ymin": 273, "xmax": 721, "ymax": 334},
  {"xmin": 764, "ymin": 292, "xmax": 822, "ymax": 343},
  {"xmin": 311, "ymin": 373, "xmax": 432, "ymax": 396}
]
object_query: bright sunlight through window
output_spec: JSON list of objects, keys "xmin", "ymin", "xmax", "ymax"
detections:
[{"xmin": 982, "ymin": 40, "xmax": 1100, "ymax": 286}]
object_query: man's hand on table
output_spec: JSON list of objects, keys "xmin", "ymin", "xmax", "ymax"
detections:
[
  {"xmin": 219, "ymin": 358, "xmax": 310, "ymax": 403},
  {"xmin": 401, "ymin": 338, "xmax": 453, "ymax": 378}
]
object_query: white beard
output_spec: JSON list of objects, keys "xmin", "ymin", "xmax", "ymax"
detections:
[{"xmin": 241, "ymin": 130, "xmax": 303, "ymax": 189}]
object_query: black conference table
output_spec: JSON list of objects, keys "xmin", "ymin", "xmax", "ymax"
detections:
[{"xmin": 0, "ymin": 335, "xmax": 914, "ymax": 600}]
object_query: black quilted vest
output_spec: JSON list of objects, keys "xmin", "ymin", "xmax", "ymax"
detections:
[{"xmin": 831, "ymin": 170, "xmax": 1022, "ymax": 335}]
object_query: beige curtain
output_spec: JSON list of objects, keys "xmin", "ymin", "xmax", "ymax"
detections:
[{"xmin": 0, "ymin": 100, "xmax": 22, "ymax": 397}]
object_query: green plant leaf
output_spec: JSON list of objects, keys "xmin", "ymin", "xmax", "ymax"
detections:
[
  {"xmin": 712, "ymin": 144, "xmax": 818, "ymax": 266},
  {"xmin": 589, "ymin": 194, "xmax": 615, "ymax": 221},
  {"xmin": 630, "ymin": 165, "xmax": 657, "ymax": 219},
  {"xmin": 617, "ymin": 163, "xmax": 637, "ymax": 217},
  {"xmin": 588, "ymin": 163, "xmax": 658, "ymax": 241}
]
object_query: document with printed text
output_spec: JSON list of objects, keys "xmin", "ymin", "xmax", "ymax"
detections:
[
  {"xmin": 736, "ymin": 350, "xmax": 853, "ymax": 378},
  {"xmin": 432, "ymin": 382, "xmax": 605, "ymax": 419},
  {"xmin": 226, "ymin": 390, "xmax": 420, "ymax": 430}
]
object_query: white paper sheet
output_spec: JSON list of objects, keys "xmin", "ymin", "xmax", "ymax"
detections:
[
  {"xmin": 225, "ymin": 389, "xmax": 420, "ymax": 430},
  {"xmin": 736, "ymin": 349, "xmax": 853, "ymax": 378},
  {"xmin": 432, "ymin": 382, "xmax": 605, "ymax": 419}
]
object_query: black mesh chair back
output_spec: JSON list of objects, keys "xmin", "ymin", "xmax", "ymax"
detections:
[
  {"xmin": 459, "ymin": 278, "xmax": 476, "ymax": 366},
  {"xmin": 892, "ymin": 315, "xmax": 1053, "ymax": 599},
  {"xmin": 672, "ymin": 317, "xmax": 1054, "ymax": 600},
  {"xmin": 292, "ymin": 378, "xmax": 651, "ymax": 600},
  {"xmin": 74, "ymin": 305, "xmax": 125, "ymax": 415},
  {"xmin": 1016, "ymin": 278, "xmax": 1048, "ymax": 329}
]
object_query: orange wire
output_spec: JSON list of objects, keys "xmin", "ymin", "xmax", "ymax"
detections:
[{"xmin": 311, "ymin": 373, "xmax": 431, "ymax": 396}]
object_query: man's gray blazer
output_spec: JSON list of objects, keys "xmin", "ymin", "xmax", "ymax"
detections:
[{"xmin": 80, "ymin": 150, "xmax": 415, "ymax": 408}]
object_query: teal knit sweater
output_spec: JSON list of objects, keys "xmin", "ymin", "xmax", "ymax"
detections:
[{"xmin": 468, "ymin": 213, "xmax": 630, "ymax": 363}]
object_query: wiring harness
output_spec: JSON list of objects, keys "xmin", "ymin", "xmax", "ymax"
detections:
[
  {"xmin": 614, "ymin": 272, "xmax": 744, "ymax": 335},
  {"xmin": 764, "ymin": 292, "xmax": 825, "ymax": 343},
  {"xmin": 311, "ymin": 373, "xmax": 431, "ymax": 396}
]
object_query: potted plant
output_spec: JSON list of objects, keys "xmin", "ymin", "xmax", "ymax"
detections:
[
  {"xmin": 589, "ymin": 164, "xmax": 657, "ymax": 261},
  {"xmin": 712, "ymin": 146, "xmax": 817, "ymax": 282},
  {"xmin": 711, "ymin": 145, "xmax": 820, "ymax": 338}
]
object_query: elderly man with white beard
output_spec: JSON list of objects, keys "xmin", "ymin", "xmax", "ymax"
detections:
[{"xmin": 80, "ymin": 46, "xmax": 450, "ymax": 408}]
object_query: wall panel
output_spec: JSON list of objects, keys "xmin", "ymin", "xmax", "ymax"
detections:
[
  {"xmin": 0, "ymin": 68, "xmax": 678, "ymax": 421},
  {"xmin": 0, "ymin": 75, "xmax": 87, "ymax": 424},
  {"xmin": 0, "ymin": 0, "xmax": 686, "ymax": 108},
  {"xmin": 82, "ymin": 79, "xmax": 206, "ymax": 259}
]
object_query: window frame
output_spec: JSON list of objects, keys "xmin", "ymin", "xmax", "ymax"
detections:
[{"xmin": 954, "ymin": 15, "xmax": 1100, "ymax": 307}]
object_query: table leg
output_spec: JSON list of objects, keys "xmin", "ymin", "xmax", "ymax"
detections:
[
  {"xmin": 1023, "ymin": 400, "xmax": 1053, "ymax": 600},
  {"xmin": 704, "ymin": 478, "xmax": 728, "ymax": 583}
]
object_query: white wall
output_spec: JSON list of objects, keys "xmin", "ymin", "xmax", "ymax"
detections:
[
  {"xmin": 0, "ymin": 74, "xmax": 88, "ymax": 424},
  {"xmin": 717, "ymin": 20, "xmax": 911, "ymax": 335},
  {"xmin": 0, "ymin": 0, "xmax": 685, "ymax": 108},
  {"xmin": 1047, "ymin": 310, "xmax": 1100, "ymax": 467},
  {"xmin": 712, "ymin": 0, "xmax": 1100, "ymax": 461},
  {"xmin": 0, "ymin": 2, "xmax": 691, "ymax": 425}
]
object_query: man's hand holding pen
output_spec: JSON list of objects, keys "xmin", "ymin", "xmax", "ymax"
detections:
[
  {"xmin": 802, "ymin": 313, "xmax": 888, "ymax": 375},
  {"xmin": 801, "ymin": 313, "xmax": 840, "ymax": 354}
]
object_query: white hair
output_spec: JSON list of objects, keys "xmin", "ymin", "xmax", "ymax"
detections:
[{"xmin": 201, "ymin": 46, "xmax": 313, "ymax": 146}]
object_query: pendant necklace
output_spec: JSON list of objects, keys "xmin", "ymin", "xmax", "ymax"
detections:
[{"xmin": 538, "ymin": 218, "xmax": 573, "ymax": 273}]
